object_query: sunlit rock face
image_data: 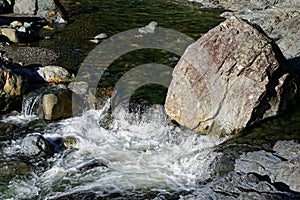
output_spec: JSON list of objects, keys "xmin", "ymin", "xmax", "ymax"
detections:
[{"xmin": 165, "ymin": 16, "xmax": 296, "ymax": 137}]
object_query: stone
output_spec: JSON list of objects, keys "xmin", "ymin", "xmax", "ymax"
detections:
[
  {"xmin": 138, "ymin": 21, "xmax": 158, "ymax": 34},
  {"xmin": 235, "ymin": 140, "xmax": 300, "ymax": 192},
  {"xmin": 0, "ymin": 28, "xmax": 19, "ymax": 43},
  {"xmin": 182, "ymin": 172, "xmax": 300, "ymax": 199},
  {"xmin": 13, "ymin": 0, "xmax": 37, "ymax": 15},
  {"xmin": 0, "ymin": 63, "xmax": 29, "ymax": 113},
  {"xmin": 10, "ymin": 21, "xmax": 23, "ymax": 28},
  {"xmin": 165, "ymin": 16, "xmax": 296, "ymax": 136},
  {"xmin": 68, "ymin": 81, "xmax": 88, "ymax": 95},
  {"xmin": 37, "ymin": 65, "xmax": 73, "ymax": 83},
  {"xmin": 13, "ymin": 0, "xmax": 67, "ymax": 23},
  {"xmin": 63, "ymin": 135, "xmax": 78, "ymax": 148},
  {"xmin": 21, "ymin": 133, "xmax": 53, "ymax": 159},
  {"xmin": 42, "ymin": 89, "xmax": 72, "ymax": 120},
  {"xmin": 0, "ymin": 160, "xmax": 35, "ymax": 182}
]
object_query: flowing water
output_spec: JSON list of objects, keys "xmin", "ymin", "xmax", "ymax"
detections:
[{"xmin": 1, "ymin": 101, "xmax": 225, "ymax": 199}]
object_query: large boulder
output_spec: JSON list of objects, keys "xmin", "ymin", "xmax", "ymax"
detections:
[{"xmin": 165, "ymin": 16, "xmax": 296, "ymax": 136}]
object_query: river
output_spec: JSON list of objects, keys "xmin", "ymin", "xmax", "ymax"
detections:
[{"xmin": 0, "ymin": 0, "xmax": 300, "ymax": 199}]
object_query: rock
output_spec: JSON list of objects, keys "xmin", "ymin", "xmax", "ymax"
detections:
[
  {"xmin": 94, "ymin": 33, "xmax": 108, "ymax": 39},
  {"xmin": 235, "ymin": 140, "xmax": 300, "ymax": 192},
  {"xmin": 13, "ymin": 0, "xmax": 67, "ymax": 23},
  {"xmin": 165, "ymin": 16, "xmax": 296, "ymax": 136},
  {"xmin": 0, "ymin": 62, "xmax": 29, "ymax": 113},
  {"xmin": 68, "ymin": 81, "xmax": 88, "ymax": 95},
  {"xmin": 21, "ymin": 133, "xmax": 53, "ymax": 159},
  {"xmin": 37, "ymin": 65, "xmax": 73, "ymax": 83},
  {"xmin": 0, "ymin": 122, "xmax": 16, "ymax": 140},
  {"xmin": 0, "ymin": 27, "xmax": 19, "ymax": 43},
  {"xmin": 181, "ymin": 171, "xmax": 300, "ymax": 199},
  {"xmin": 63, "ymin": 135, "xmax": 78, "ymax": 148},
  {"xmin": 41, "ymin": 88, "xmax": 72, "ymax": 120},
  {"xmin": 184, "ymin": 0, "xmax": 300, "ymax": 60},
  {"xmin": 138, "ymin": 21, "xmax": 158, "ymax": 34},
  {"xmin": 13, "ymin": 0, "xmax": 36, "ymax": 15},
  {"xmin": 0, "ymin": 160, "xmax": 35, "ymax": 183},
  {"xmin": 10, "ymin": 20, "xmax": 23, "ymax": 28}
]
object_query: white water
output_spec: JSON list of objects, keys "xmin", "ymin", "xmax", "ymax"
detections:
[{"xmin": 1, "ymin": 101, "xmax": 224, "ymax": 199}]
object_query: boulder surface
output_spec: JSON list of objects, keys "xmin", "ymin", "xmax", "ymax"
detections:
[{"xmin": 165, "ymin": 16, "xmax": 296, "ymax": 136}]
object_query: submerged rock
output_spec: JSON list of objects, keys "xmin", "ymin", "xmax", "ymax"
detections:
[{"xmin": 165, "ymin": 16, "xmax": 296, "ymax": 136}]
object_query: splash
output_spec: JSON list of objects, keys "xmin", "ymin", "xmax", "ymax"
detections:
[{"xmin": 2, "ymin": 102, "xmax": 224, "ymax": 199}]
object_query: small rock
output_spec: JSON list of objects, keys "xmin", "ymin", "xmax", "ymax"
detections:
[
  {"xmin": 41, "ymin": 89, "xmax": 72, "ymax": 120},
  {"xmin": 10, "ymin": 21, "xmax": 22, "ymax": 28},
  {"xmin": 138, "ymin": 21, "xmax": 158, "ymax": 34},
  {"xmin": 63, "ymin": 136, "xmax": 78, "ymax": 148},
  {"xmin": 94, "ymin": 33, "xmax": 108, "ymax": 39},
  {"xmin": 37, "ymin": 65, "xmax": 73, "ymax": 83},
  {"xmin": 17, "ymin": 26, "xmax": 26, "ymax": 33},
  {"xmin": 1, "ymin": 28, "xmax": 19, "ymax": 43},
  {"xmin": 68, "ymin": 81, "xmax": 89, "ymax": 95},
  {"xmin": 21, "ymin": 133, "xmax": 53, "ymax": 159}
]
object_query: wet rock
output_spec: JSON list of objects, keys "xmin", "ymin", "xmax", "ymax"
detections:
[
  {"xmin": 62, "ymin": 135, "xmax": 78, "ymax": 148},
  {"xmin": 41, "ymin": 88, "xmax": 72, "ymax": 120},
  {"xmin": 235, "ymin": 140, "xmax": 300, "ymax": 192},
  {"xmin": 0, "ymin": 160, "xmax": 35, "ymax": 182},
  {"xmin": 0, "ymin": 62, "xmax": 29, "ymax": 113},
  {"xmin": 76, "ymin": 159, "xmax": 108, "ymax": 172},
  {"xmin": 21, "ymin": 133, "xmax": 53, "ymax": 159},
  {"xmin": 37, "ymin": 65, "xmax": 73, "ymax": 83},
  {"xmin": 165, "ymin": 16, "xmax": 296, "ymax": 136},
  {"xmin": 0, "ymin": 122, "xmax": 16, "ymax": 140}
]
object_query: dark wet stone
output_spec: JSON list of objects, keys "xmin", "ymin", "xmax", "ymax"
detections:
[
  {"xmin": 0, "ymin": 159, "xmax": 35, "ymax": 183},
  {"xmin": 21, "ymin": 133, "xmax": 53, "ymax": 159}
]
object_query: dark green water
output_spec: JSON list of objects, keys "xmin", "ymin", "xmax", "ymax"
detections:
[{"xmin": 40, "ymin": 0, "xmax": 224, "ymax": 70}]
